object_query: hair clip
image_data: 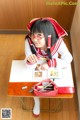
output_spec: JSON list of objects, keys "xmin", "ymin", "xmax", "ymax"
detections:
[{"xmin": 47, "ymin": 35, "xmax": 51, "ymax": 48}]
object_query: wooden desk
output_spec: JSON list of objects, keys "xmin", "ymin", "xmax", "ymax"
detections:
[
  {"xmin": 8, "ymin": 60, "xmax": 74, "ymax": 111},
  {"xmin": 8, "ymin": 60, "xmax": 74, "ymax": 97}
]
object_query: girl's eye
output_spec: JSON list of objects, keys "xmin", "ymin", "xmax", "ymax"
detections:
[
  {"xmin": 38, "ymin": 34, "xmax": 42, "ymax": 36},
  {"xmin": 37, "ymin": 33, "xmax": 43, "ymax": 37}
]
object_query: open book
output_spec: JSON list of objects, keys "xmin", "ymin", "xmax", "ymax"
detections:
[{"xmin": 33, "ymin": 64, "xmax": 62, "ymax": 79}]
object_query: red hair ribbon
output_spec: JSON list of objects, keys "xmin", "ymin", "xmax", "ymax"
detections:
[
  {"xmin": 27, "ymin": 17, "xmax": 68, "ymax": 38},
  {"xmin": 47, "ymin": 35, "xmax": 51, "ymax": 48}
]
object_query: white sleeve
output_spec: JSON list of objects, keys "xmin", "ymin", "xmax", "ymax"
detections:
[
  {"xmin": 56, "ymin": 40, "xmax": 73, "ymax": 68},
  {"xmin": 25, "ymin": 39, "xmax": 32, "ymax": 57}
]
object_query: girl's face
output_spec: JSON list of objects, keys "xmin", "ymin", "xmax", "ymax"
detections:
[{"xmin": 31, "ymin": 33, "xmax": 47, "ymax": 50}]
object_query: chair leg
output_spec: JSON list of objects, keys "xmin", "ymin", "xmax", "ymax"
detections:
[
  {"xmin": 19, "ymin": 97, "xmax": 32, "ymax": 111},
  {"xmin": 41, "ymin": 98, "xmax": 63, "ymax": 112},
  {"xmin": 19, "ymin": 97, "xmax": 63, "ymax": 112}
]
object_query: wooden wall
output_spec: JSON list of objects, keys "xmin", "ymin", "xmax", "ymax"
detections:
[
  {"xmin": 70, "ymin": 0, "xmax": 80, "ymax": 119},
  {"xmin": 0, "ymin": 0, "xmax": 77, "ymax": 31}
]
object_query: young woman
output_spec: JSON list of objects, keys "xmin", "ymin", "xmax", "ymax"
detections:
[{"xmin": 25, "ymin": 17, "xmax": 73, "ymax": 116}]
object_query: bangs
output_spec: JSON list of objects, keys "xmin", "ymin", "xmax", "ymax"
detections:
[
  {"xmin": 30, "ymin": 23, "xmax": 41, "ymax": 33},
  {"xmin": 30, "ymin": 20, "xmax": 50, "ymax": 35}
]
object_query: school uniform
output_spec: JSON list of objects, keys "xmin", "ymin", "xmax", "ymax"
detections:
[{"xmin": 25, "ymin": 36, "xmax": 72, "ymax": 68}]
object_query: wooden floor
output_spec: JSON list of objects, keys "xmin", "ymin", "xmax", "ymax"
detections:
[{"xmin": 0, "ymin": 34, "xmax": 78, "ymax": 120}]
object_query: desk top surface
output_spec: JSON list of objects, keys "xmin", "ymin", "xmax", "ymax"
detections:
[
  {"xmin": 8, "ymin": 60, "xmax": 74, "ymax": 98},
  {"xmin": 9, "ymin": 60, "xmax": 74, "ymax": 87}
]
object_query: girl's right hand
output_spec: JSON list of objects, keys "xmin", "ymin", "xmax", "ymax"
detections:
[{"xmin": 26, "ymin": 54, "xmax": 38, "ymax": 64}]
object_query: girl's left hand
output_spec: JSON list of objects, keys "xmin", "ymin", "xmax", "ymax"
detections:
[{"xmin": 41, "ymin": 63, "xmax": 49, "ymax": 70}]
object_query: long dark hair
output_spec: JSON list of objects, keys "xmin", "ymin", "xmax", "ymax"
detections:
[{"xmin": 29, "ymin": 19, "xmax": 59, "ymax": 59}]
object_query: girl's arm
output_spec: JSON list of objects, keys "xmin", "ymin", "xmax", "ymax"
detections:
[
  {"xmin": 57, "ymin": 40, "xmax": 73, "ymax": 68},
  {"xmin": 47, "ymin": 40, "xmax": 73, "ymax": 68}
]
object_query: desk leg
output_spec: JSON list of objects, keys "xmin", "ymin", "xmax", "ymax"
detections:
[{"xmin": 19, "ymin": 97, "xmax": 63, "ymax": 112}]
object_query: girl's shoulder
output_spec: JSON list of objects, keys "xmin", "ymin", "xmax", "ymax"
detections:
[{"xmin": 50, "ymin": 38, "xmax": 63, "ymax": 52}]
